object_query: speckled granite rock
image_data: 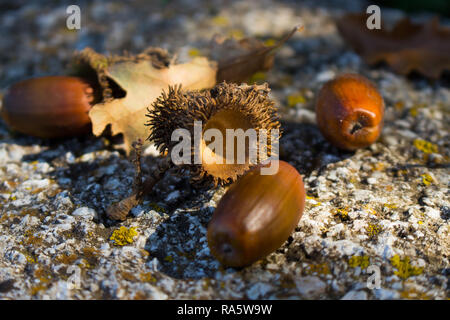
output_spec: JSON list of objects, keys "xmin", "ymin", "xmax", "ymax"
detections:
[{"xmin": 0, "ymin": 0, "xmax": 448, "ymax": 300}]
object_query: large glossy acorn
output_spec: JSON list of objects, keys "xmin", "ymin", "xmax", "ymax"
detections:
[
  {"xmin": 1, "ymin": 76, "xmax": 94, "ymax": 138},
  {"xmin": 207, "ymin": 160, "xmax": 305, "ymax": 267},
  {"xmin": 315, "ymin": 73, "xmax": 384, "ymax": 151}
]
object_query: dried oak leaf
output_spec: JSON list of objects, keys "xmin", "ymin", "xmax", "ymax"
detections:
[
  {"xmin": 336, "ymin": 14, "xmax": 450, "ymax": 79},
  {"xmin": 210, "ymin": 26, "xmax": 302, "ymax": 83},
  {"xmin": 68, "ymin": 26, "xmax": 299, "ymax": 153},
  {"xmin": 71, "ymin": 47, "xmax": 217, "ymax": 154}
]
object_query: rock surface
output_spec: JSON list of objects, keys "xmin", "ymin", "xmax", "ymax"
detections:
[{"xmin": 0, "ymin": 0, "xmax": 448, "ymax": 300}]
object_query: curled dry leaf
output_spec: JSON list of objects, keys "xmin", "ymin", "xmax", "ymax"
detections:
[
  {"xmin": 69, "ymin": 26, "xmax": 299, "ymax": 153},
  {"xmin": 336, "ymin": 14, "xmax": 450, "ymax": 79},
  {"xmin": 71, "ymin": 48, "xmax": 217, "ymax": 154},
  {"xmin": 210, "ymin": 26, "xmax": 302, "ymax": 83}
]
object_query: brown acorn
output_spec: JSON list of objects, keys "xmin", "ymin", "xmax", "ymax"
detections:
[
  {"xmin": 207, "ymin": 160, "xmax": 305, "ymax": 267},
  {"xmin": 1, "ymin": 76, "xmax": 95, "ymax": 138},
  {"xmin": 315, "ymin": 73, "xmax": 384, "ymax": 151}
]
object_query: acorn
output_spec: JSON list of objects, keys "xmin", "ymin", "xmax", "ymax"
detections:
[
  {"xmin": 147, "ymin": 81, "xmax": 281, "ymax": 186},
  {"xmin": 1, "ymin": 76, "xmax": 95, "ymax": 138},
  {"xmin": 207, "ymin": 160, "xmax": 305, "ymax": 267},
  {"xmin": 315, "ymin": 73, "xmax": 384, "ymax": 151}
]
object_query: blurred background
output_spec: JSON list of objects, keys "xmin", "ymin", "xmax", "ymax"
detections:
[{"xmin": 1, "ymin": 0, "xmax": 449, "ymax": 88}]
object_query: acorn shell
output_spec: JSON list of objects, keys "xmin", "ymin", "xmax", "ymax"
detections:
[
  {"xmin": 147, "ymin": 82, "xmax": 281, "ymax": 185},
  {"xmin": 207, "ymin": 160, "xmax": 305, "ymax": 267},
  {"xmin": 315, "ymin": 73, "xmax": 384, "ymax": 150},
  {"xmin": 1, "ymin": 76, "xmax": 94, "ymax": 138}
]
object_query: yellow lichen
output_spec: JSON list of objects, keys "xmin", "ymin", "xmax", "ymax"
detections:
[
  {"xmin": 390, "ymin": 255, "xmax": 423, "ymax": 279},
  {"xmin": 110, "ymin": 226, "xmax": 138, "ymax": 246},
  {"xmin": 366, "ymin": 222, "xmax": 382, "ymax": 238},
  {"xmin": 23, "ymin": 230, "xmax": 43, "ymax": 246},
  {"xmin": 264, "ymin": 38, "xmax": 276, "ymax": 46},
  {"xmin": 164, "ymin": 255, "xmax": 174, "ymax": 262},
  {"xmin": 413, "ymin": 139, "xmax": 438, "ymax": 154},
  {"xmin": 287, "ymin": 93, "xmax": 306, "ymax": 107},
  {"xmin": 188, "ymin": 48, "xmax": 201, "ymax": 58},
  {"xmin": 30, "ymin": 284, "xmax": 47, "ymax": 296},
  {"xmin": 150, "ymin": 203, "xmax": 166, "ymax": 213},
  {"xmin": 306, "ymin": 263, "xmax": 331, "ymax": 275},
  {"xmin": 140, "ymin": 272, "xmax": 157, "ymax": 283},
  {"xmin": 80, "ymin": 258, "xmax": 93, "ymax": 269},
  {"xmin": 320, "ymin": 226, "xmax": 329, "ymax": 235},
  {"xmin": 248, "ymin": 71, "xmax": 267, "ymax": 84},
  {"xmin": 81, "ymin": 247, "xmax": 100, "ymax": 267},
  {"xmin": 348, "ymin": 255, "xmax": 370, "ymax": 269},
  {"xmin": 333, "ymin": 208, "xmax": 349, "ymax": 220},
  {"xmin": 34, "ymin": 267, "xmax": 52, "ymax": 283},
  {"xmin": 30, "ymin": 188, "xmax": 45, "ymax": 195},
  {"xmin": 400, "ymin": 288, "xmax": 432, "ymax": 300},
  {"xmin": 228, "ymin": 29, "xmax": 245, "ymax": 40},
  {"xmin": 371, "ymin": 162, "xmax": 386, "ymax": 171},
  {"xmin": 56, "ymin": 253, "xmax": 78, "ymax": 265},
  {"xmin": 25, "ymin": 253, "xmax": 36, "ymax": 264},
  {"xmin": 121, "ymin": 271, "xmax": 137, "ymax": 282},
  {"xmin": 384, "ymin": 203, "xmax": 398, "ymax": 209},
  {"xmin": 306, "ymin": 195, "xmax": 321, "ymax": 207},
  {"xmin": 409, "ymin": 104, "xmax": 426, "ymax": 118},
  {"xmin": 211, "ymin": 15, "xmax": 229, "ymax": 27},
  {"xmin": 133, "ymin": 291, "xmax": 147, "ymax": 300},
  {"xmin": 202, "ymin": 278, "xmax": 211, "ymax": 290},
  {"xmin": 363, "ymin": 205, "xmax": 378, "ymax": 216},
  {"xmin": 421, "ymin": 173, "xmax": 434, "ymax": 186},
  {"xmin": 394, "ymin": 169, "xmax": 409, "ymax": 177}
]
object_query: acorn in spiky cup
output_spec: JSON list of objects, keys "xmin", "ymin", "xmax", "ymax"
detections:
[
  {"xmin": 106, "ymin": 82, "xmax": 281, "ymax": 220},
  {"xmin": 148, "ymin": 81, "xmax": 281, "ymax": 185}
]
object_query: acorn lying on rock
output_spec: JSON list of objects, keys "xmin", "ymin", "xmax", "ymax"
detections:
[
  {"xmin": 1, "ymin": 76, "xmax": 95, "ymax": 138},
  {"xmin": 315, "ymin": 73, "xmax": 385, "ymax": 151},
  {"xmin": 207, "ymin": 160, "xmax": 306, "ymax": 267}
]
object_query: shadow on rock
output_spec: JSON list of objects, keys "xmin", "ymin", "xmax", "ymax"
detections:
[
  {"xmin": 143, "ymin": 186, "xmax": 222, "ymax": 280},
  {"xmin": 280, "ymin": 120, "xmax": 354, "ymax": 177}
]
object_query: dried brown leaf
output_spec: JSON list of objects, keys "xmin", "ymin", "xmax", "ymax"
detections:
[
  {"xmin": 336, "ymin": 13, "xmax": 450, "ymax": 79},
  {"xmin": 87, "ymin": 55, "xmax": 217, "ymax": 154},
  {"xmin": 211, "ymin": 26, "xmax": 302, "ymax": 83}
]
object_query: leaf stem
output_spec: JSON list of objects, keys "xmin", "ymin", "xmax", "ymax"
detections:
[{"xmin": 106, "ymin": 140, "xmax": 172, "ymax": 221}]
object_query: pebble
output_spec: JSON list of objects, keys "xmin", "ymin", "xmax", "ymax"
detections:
[
  {"xmin": 316, "ymin": 70, "xmax": 335, "ymax": 83},
  {"xmin": 295, "ymin": 276, "xmax": 327, "ymax": 297},
  {"xmin": 72, "ymin": 207, "xmax": 97, "ymax": 221},
  {"xmin": 246, "ymin": 282, "xmax": 273, "ymax": 299},
  {"xmin": 373, "ymin": 288, "xmax": 400, "ymax": 300},
  {"xmin": 341, "ymin": 290, "xmax": 368, "ymax": 300}
]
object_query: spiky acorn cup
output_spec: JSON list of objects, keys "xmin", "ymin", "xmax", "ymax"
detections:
[
  {"xmin": 106, "ymin": 82, "xmax": 281, "ymax": 220},
  {"xmin": 148, "ymin": 82, "xmax": 281, "ymax": 186}
]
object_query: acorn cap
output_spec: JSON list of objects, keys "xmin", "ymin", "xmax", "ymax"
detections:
[{"xmin": 146, "ymin": 82, "xmax": 281, "ymax": 185}]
